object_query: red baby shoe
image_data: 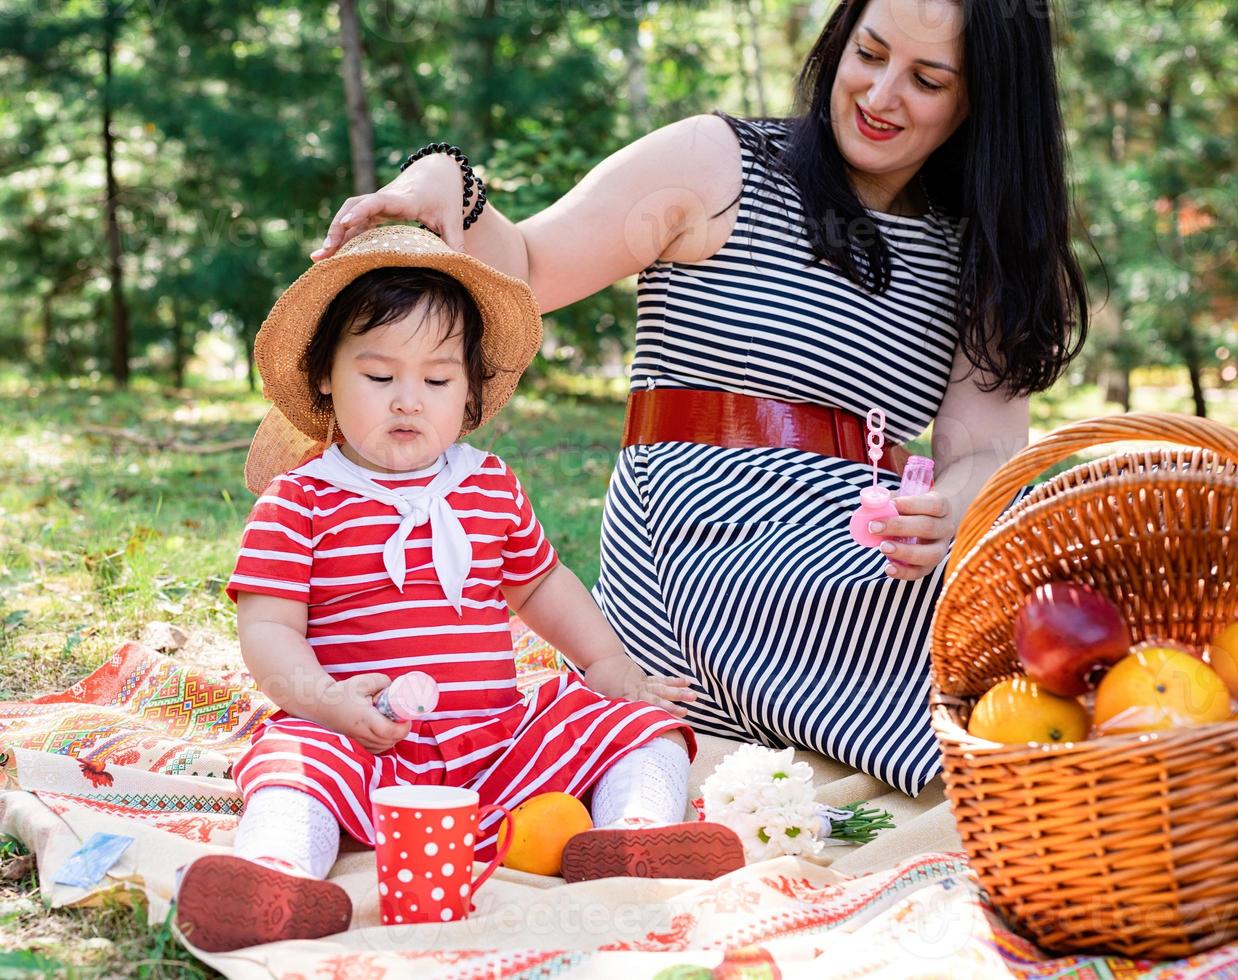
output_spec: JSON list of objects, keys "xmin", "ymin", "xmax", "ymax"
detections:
[
  {"xmin": 559, "ymin": 821, "xmax": 745, "ymax": 883},
  {"xmin": 174, "ymin": 854, "xmax": 352, "ymax": 952}
]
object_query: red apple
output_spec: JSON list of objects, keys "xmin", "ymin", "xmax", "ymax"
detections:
[{"xmin": 1013, "ymin": 582, "xmax": 1131, "ymax": 696}]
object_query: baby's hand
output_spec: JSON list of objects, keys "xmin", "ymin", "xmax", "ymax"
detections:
[
  {"xmin": 318, "ymin": 673, "xmax": 412, "ymax": 754},
  {"xmin": 584, "ymin": 654, "xmax": 698, "ymax": 718}
]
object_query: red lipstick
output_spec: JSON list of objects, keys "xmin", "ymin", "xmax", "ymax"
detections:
[{"xmin": 855, "ymin": 105, "xmax": 903, "ymax": 142}]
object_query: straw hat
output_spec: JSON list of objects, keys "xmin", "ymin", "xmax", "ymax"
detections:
[{"xmin": 244, "ymin": 225, "xmax": 542, "ymax": 493}]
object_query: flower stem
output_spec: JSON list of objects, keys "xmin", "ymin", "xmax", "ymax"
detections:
[{"xmin": 826, "ymin": 802, "xmax": 896, "ymax": 844}]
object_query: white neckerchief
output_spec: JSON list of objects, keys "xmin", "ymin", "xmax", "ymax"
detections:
[{"xmin": 293, "ymin": 443, "xmax": 488, "ymax": 615}]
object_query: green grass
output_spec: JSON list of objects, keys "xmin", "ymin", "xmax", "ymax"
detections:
[{"xmin": 0, "ymin": 364, "xmax": 1233, "ymax": 973}]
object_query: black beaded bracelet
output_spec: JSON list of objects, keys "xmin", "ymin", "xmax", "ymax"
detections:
[{"xmin": 400, "ymin": 142, "xmax": 488, "ymax": 231}]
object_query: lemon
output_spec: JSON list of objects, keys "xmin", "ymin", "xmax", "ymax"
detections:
[{"xmin": 967, "ymin": 677, "xmax": 1090, "ymax": 744}]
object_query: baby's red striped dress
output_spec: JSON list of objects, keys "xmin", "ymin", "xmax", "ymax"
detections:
[{"xmin": 227, "ymin": 448, "xmax": 692, "ymax": 859}]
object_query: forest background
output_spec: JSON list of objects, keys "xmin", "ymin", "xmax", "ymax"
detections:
[
  {"xmin": 0, "ymin": 1, "xmax": 1233, "ymax": 974},
  {"xmin": 2, "ymin": 0, "xmax": 1233, "ymax": 406}
]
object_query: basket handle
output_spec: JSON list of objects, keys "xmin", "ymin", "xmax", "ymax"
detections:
[{"xmin": 945, "ymin": 412, "xmax": 1238, "ymax": 580}]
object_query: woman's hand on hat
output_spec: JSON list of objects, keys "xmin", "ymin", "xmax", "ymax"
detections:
[
  {"xmin": 312, "ymin": 153, "xmax": 467, "ymax": 261},
  {"xmin": 873, "ymin": 492, "xmax": 954, "ymax": 582},
  {"xmin": 584, "ymin": 653, "xmax": 698, "ymax": 718},
  {"xmin": 316, "ymin": 673, "xmax": 413, "ymax": 754}
]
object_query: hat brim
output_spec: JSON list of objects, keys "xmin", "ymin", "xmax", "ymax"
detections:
[{"xmin": 245, "ymin": 406, "xmax": 325, "ymax": 495}]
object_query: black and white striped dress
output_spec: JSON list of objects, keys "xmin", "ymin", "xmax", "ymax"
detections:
[{"xmin": 593, "ymin": 117, "xmax": 965, "ymax": 796}]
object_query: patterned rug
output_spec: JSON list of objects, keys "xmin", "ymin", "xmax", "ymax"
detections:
[
  {"xmin": 1, "ymin": 622, "xmax": 563, "ymax": 784},
  {"xmin": 0, "ymin": 626, "xmax": 1234, "ymax": 979}
]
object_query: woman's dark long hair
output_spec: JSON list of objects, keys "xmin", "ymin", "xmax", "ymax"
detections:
[{"xmin": 725, "ymin": 0, "xmax": 1089, "ymax": 397}]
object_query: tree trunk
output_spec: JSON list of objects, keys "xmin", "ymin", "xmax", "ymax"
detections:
[
  {"xmin": 1159, "ymin": 77, "xmax": 1206, "ymax": 418},
  {"xmin": 622, "ymin": 10, "xmax": 648, "ymax": 132},
  {"xmin": 744, "ymin": 0, "xmax": 768, "ymax": 116},
  {"xmin": 478, "ymin": 0, "xmax": 498, "ymax": 155},
  {"xmin": 733, "ymin": 0, "xmax": 754, "ymax": 117},
  {"xmin": 243, "ymin": 331, "xmax": 257, "ymax": 392},
  {"xmin": 102, "ymin": 0, "xmax": 130, "ymax": 387},
  {"xmin": 396, "ymin": 74, "xmax": 426, "ymax": 132},
  {"xmin": 1105, "ymin": 99, "xmax": 1129, "ymax": 414},
  {"xmin": 337, "ymin": 0, "xmax": 375, "ymax": 194},
  {"xmin": 1109, "ymin": 99, "xmax": 1127, "ymax": 162},
  {"xmin": 40, "ymin": 290, "xmax": 53, "ymax": 363},
  {"xmin": 784, "ymin": 2, "xmax": 809, "ymax": 54},
  {"xmin": 1173, "ymin": 297, "xmax": 1209, "ymax": 418},
  {"xmin": 1102, "ymin": 367, "xmax": 1131, "ymax": 412},
  {"xmin": 171, "ymin": 297, "xmax": 186, "ymax": 390},
  {"xmin": 1186, "ymin": 358, "xmax": 1207, "ymax": 418}
]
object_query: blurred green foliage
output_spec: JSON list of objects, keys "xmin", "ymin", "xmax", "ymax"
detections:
[{"xmin": 0, "ymin": 0, "xmax": 1232, "ymax": 409}]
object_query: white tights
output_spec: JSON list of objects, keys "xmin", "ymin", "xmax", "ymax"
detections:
[
  {"xmin": 234, "ymin": 786, "xmax": 341, "ymax": 879},
  {"xmin": 589, "ymin": 736, "xmax": 690, "ymax": 829}
]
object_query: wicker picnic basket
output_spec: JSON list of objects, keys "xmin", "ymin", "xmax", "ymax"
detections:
[{"xmin": 929, "ymin": 412, "xmax": 1238, "ymax": 959}]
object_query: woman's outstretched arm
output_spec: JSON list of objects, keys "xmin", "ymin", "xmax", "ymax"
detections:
[{"xmin": 312, "ymin": 114, "xmax": 741, "ymax": 314}]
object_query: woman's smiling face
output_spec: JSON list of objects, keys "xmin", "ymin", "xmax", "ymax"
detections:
[{"xmin": 829, "ymin": 0, "xmax": 969, "ymax": 207}]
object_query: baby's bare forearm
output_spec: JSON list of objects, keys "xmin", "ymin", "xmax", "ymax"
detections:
[
  {"xmin": 239, "ymin": 620, "xmax": 338, "ymax": 724},
  {"xmin": 514, "ymin": 565, "xmax": 625, "ymax": 670}
]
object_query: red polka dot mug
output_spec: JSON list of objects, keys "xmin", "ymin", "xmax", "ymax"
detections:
[{"xmin": 370, "ymin": 785, "xmax": 513, "ymax": 925}]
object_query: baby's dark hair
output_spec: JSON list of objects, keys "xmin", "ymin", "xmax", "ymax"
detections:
[{"xmin": 302, "ymin": 267, "xmax": 492, "ymax": 430}]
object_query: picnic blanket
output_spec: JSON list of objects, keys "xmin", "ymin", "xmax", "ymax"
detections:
[{"xmin": 1, "ymin": 626, "xmax": 1234, "ymax": 978}]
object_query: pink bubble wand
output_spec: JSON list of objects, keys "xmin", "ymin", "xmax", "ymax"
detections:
[
  {"xmin": 849, "ymin": 410, "xmax": 901, "ymax": 548},
  {"xmin": 848, "ymin": 409, "xmax": 935, "ymax": 550}
]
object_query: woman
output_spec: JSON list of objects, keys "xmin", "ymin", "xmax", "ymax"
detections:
[{"xmin": 310, "ymin": 0, "xmax": 1088, "ymax": 797}]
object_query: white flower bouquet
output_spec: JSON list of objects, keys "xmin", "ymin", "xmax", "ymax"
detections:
[{"xmin": 699, "ymin": 745, "xmax": 894, "ymax": 862}]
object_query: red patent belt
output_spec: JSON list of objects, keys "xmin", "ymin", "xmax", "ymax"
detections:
[{"xmin": 621, "ymin": 388, "xmax": 907, "ymax": 474}]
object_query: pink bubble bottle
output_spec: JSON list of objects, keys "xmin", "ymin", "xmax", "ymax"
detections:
[
  {"xmin": 893, "ymin": 454, "xmax": 935, "ymax": 545},
  {"xmin": 848, "ymin": 409, "xmax": 902, "ymax": 548},
  {"xmin": 374, "ymin": 671, "xmax": 440, "ymax": 722}
]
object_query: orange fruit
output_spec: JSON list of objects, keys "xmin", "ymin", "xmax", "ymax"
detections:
[
  {"xmin": 1207, "ymin": 622, "xmax": 1238, "ymax": 699},
  {"xmin": 498, "ymin": 792, "xmax": 592, "ymax": 877},
  {"xmin": 1094, "ymin": 643, "xmax": 1232, "ymax": 734},
  {"xmin": 967, "ymin": 677, "xmax": 1090, "ymax": 744}
]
